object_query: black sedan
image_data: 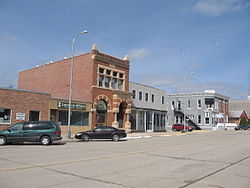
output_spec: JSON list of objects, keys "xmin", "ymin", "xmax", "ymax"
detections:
[
  {"xmin": 235, "ymin": 125, "xmax": 249, "ymax": 130},
  {"xmin": 75, "ymin": 126, "xmax": 127, "ymax": 142}
]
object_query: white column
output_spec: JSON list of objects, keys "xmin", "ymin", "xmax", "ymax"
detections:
[
  {"xmin": 152, "ymin": 112, "xmax": 154, "ymax": 132},
  {"xmin": 144, "ymin": 110, "xmax": 147, "ymax": 132}
]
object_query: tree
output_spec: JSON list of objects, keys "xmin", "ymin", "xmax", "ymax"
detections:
[{"xmin": 239, "ymin": 118, "xmax": 248, "ymax": 125}]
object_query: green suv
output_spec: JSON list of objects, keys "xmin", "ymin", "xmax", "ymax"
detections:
[{"xmin": 0, "ymin": 121, "xmax": 62, "ymax": 145}]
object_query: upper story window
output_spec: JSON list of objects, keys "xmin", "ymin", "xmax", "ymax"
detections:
[
  {"xmin": 187, "ymin": 100, "xmax": 191, "ymax": 109},
  {"xmin": 197, "ymin": 100, "xmax": 202, "ymax": 109},
  {"xmin": 151, "ymin": 94, "xmax": 155, "ymax": 103},
  {"xmin": 139, "ymin": 91, "xmax": 143, "ymax": 101},
  {"xmin": 145, "ymin": 93, "xmax": 149, "ymax": 102},
  {"xmin": 132, "ymin": 90, "xmax": 136, "ymax": 100},
  {"xmin": 171, "ymin": 101, "xmax": 175, "ymax": 109},
  {"xmin": 215, "ymin": 101, "xmax": 219, "ymax": 109},
  {"xmin": 161, "ymin": 96, "xmax": 165, "ymax": 105},
  {"xmin": 98, "ymin": 66, "xmax": 125, "ymax": 91}
]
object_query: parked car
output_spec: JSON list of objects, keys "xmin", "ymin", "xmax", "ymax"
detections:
[
  {"xmin": 172, "ymin": 124, "xmax": 193, "ymax": 132},
  {"xmin": 0, "ymin": 121, "xmax": 62, "ymax": 146},
  {"xmin": 235, "ymin": 125, "xmax": 249, "ymax": 130},
  {"xmin": 75, "ymin": 126, "xmax": 127, "ymax": 142}
]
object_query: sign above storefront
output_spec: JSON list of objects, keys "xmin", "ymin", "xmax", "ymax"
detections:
[{"xmin": 58, "ymin": 102, "xmax": 86, "ymax": 110}]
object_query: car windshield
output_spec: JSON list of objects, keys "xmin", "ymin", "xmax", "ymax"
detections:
[{"xmin": 6, "ymin": 122, "xmax": 23, "ymax": 131}]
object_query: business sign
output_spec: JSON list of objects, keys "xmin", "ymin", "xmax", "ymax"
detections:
[
  {"xmin": 16, "ymin": 113, "xmax": 26, "ymax": 120},
  {"xmin": 58, "ymin": 102, "xmax": 86, "ymax": 110}
]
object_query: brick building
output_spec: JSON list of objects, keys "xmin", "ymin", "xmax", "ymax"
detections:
[
  {"xmin": 18, "ymin": 44, "xmax": 132, "ymax": 135},
  {"xmin": 0, "ymin": 87, "xmax": 50, "ymax": 130}
]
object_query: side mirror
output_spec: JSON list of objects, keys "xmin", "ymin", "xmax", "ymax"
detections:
[{"xmin": 7, "ymin": 129, "xmax": 11, "ymax": 132}]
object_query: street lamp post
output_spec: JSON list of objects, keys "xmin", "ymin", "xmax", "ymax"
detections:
[{"xmin": 67, "ymin": 30, "xmax": 88, "ymax": 139}]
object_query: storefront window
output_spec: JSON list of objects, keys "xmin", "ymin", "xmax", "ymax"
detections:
[
  {"xmin": 0, "ymin": 108, "xmax": 11, "ymax": 124},
  {"xmin": 58, "ymin": 111, "xmax": 89, "ymax": 126}
]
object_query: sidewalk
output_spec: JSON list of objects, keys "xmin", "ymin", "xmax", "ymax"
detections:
[{"xmin": 60, "ymin": 130, "xmax": 211, "ymax": 142}]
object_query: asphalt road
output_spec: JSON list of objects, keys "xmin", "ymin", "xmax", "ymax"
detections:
[{"xmin": 0, "ymin": 131, "xmax": 250, "ymax": 188}]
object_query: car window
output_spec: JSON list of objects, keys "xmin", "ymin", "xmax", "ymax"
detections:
[
  {"xmin": 23, "ymin": 123, "xmax": 38, "ymax": 130},
  {"xmin": 38, "ymin": 122, "xmax": 54, "ymax": 130},
  {"xmin": 95, "ymin": 128, "xmax": 103, "ymax": 132},
  {"xmin": 10, "ymin": 122, "xmax": 23, "ymax": 131}
]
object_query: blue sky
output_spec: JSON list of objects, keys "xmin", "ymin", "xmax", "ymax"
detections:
[{"xmin": 0, "ymin": 0, "xmax": 250, "ymax": 99}]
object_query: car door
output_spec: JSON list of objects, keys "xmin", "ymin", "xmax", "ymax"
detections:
[
  {"xmin": 6, "ymin": 122, "xmax": 24, "ymax": 142},
  {"xmin": 22, "ymin": 122, "xmax": 40, "ymax": 142},
  {"xmin": 91, "ymin": 127, "xmax": 104, "ymax": 139}
]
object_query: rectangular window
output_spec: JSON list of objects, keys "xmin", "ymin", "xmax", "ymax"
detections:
[
  {"xmin": 197, "ymin": 100, "xmax": 201, "ymax": 109},
  {"xmin": 0, "ymin": 108, "xmax": 11, "ymax": 124},
  {"xmin": 152, "ymin": 94, "xmax": 155, "ymax": 103},
  {"xmin": 98, "ymin": 75, "xmax": 104, "ymax": 87},
  {"xmin": 139, "ymin": 91, "xmax": 143, "ymax": 101},
  {"xmin": 29, "ymin": 111, "xmax": 40, "ymax": 121},
  {"xmin": 145, "ymin": 93, "xmax": 149, "ymax": 102},
  {"xmin": 215, "ymin": 101, "xmax": 219, "ymax": 109},
  {"xmin": 132, "ymin": 90, "xmax": 136, "ymax": 100},
  {"xmin": 119, "ymin": 73, "xmax": 124, "ymax": 78},
  {"xmin": 171, "ymin": 101, "xmax": 175, "ymax": 109},
  {"xmin": 111, "ymin": 78, "xmax": 117, "ymax": 89},
  {"xmin": 59, "ymin": 111, "xmax": 89, "ymax": 126},
  {"xmin": 205, "ymin": 112, "xmax": 210, "ymax": 117},
  {"xmin": 105, "ymin": 77, "xmax": 111, "ymax": 88},
  {"xmin": 161, "ymin": 96, "xmax": 164, "ymax": 105},
  {"xmin": 205, "ymin": 117, "xmax": 209, "ymax": 124},
  {"xmin": 106, "ymin": 69, "xmax": 111, "ymax": 75},
  {"xmin": 176, "ymin": 116, "xmax": 179, "ymax": 123},
  {"xmin": 198, "ymin": 115, "xmax": 201, "ymax": 124},
  {"xmin": 113, "ymin": 71, "xmax": 118, "ymax": 77},
  {"xmin": 187, "ymin": 100, "xmax": 191, "ymax": 109},
  {"xmin": 99, "ymin": 68, "xmax": 104, "ymax": 74},
  {"xmin": 118, "ymin": 79, "xmax": 124, "ymax": 90}
]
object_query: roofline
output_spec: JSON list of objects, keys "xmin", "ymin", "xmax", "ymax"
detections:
[
  {"xmin": 166, "ymin": 92, "xmax": 229, "ymax": 100},
  {"xmin": 0, "ymin": 87, "xmax": 51, "ymax": 95},
  {"xmin": 129, "ymin": 81, "xmax": 166, "ymax": 92}
]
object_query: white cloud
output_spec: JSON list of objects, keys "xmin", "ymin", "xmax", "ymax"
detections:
[
  {"xmin": 128, "ymin": 48, "xmax": 150, "ymax": 59},
  {"xmin": 193, "ymin": 0, "xmax": 250, "ymax": 16},
  {"xmin": 136, "ymin": 73, "xmax": 246, "ymax": 99},
  {"xmin": 0, "ymin": 33, "xmax": 20, "ymax": 43}
]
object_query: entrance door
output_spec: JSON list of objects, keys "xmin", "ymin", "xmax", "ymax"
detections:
[
  {"xmin": 96, "ymin": 100, "xmax": 107, "ymax": 126},
  {"xmin": 117, "ymin": 102, "xmax": 127, "ymax": 128}
]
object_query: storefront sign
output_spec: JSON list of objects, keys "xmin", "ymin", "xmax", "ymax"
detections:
[
  {"xmin": 58, "ymin": 102, "xmax": 86, "ymax": 110},
  {"xmin": 16, "ymin": 113, "xmax": 26, "ymax": 120}
]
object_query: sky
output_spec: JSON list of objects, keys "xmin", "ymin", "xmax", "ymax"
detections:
[{"xmin": 0, "ymin": 0, "xmax": 250, "ymax": 100}]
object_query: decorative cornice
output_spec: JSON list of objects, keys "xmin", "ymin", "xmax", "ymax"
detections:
[{"xmin": 92, "ymin": 51, "xmax": 129, "ymax": 69}]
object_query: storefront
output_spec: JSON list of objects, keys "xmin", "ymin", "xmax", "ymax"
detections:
[{"xmin": 49, "ymin": 99, "xmax": 92, "ymax": 135}]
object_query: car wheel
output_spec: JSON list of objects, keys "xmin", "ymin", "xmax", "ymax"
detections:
[
  {"xmin": 40, "ymin": 136, "xmax": 51, "ymax": 145},
  {"xmin": 112, "ymin": 134, "xmax": 120, "ymax": 142},
  {"xmin": 82, "ymin": 135, "xmax": 89, "ymax": 142},
  {"xmin": 0, "ymin": 136, "xmax": 7, "ymax": 145}
]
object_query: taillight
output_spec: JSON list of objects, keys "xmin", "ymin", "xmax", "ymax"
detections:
[{"xmin": 56, "ymin": 130, "xmax": 61, "ymax": 136}]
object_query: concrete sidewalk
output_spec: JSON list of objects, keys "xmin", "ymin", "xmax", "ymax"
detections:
[{"xmin": 60, "ymin": 130, "xmax": 211, "ymax": 142}]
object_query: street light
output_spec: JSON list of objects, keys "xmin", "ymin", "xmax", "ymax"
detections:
[{"xmin": 67, "ymin": 30, "xmax": 88, "ymax": 139}]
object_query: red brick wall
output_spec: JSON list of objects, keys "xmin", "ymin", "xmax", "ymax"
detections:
[
  {"xmin": 18, "ymin": 53, "xmax": 93, "ymax": 102},
  {"xmin": 0, "ymin": 88, "xmax": 50, "ymax": 130}
]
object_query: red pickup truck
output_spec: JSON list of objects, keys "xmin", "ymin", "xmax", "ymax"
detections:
[{"xmin": 172, "ymin": 124, "xmax": 193, "ymax": 132}]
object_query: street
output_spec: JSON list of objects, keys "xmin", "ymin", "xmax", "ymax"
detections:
[{"xmin": 1, "ymin": 131, "xmax": 250, "ymax": 188}]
